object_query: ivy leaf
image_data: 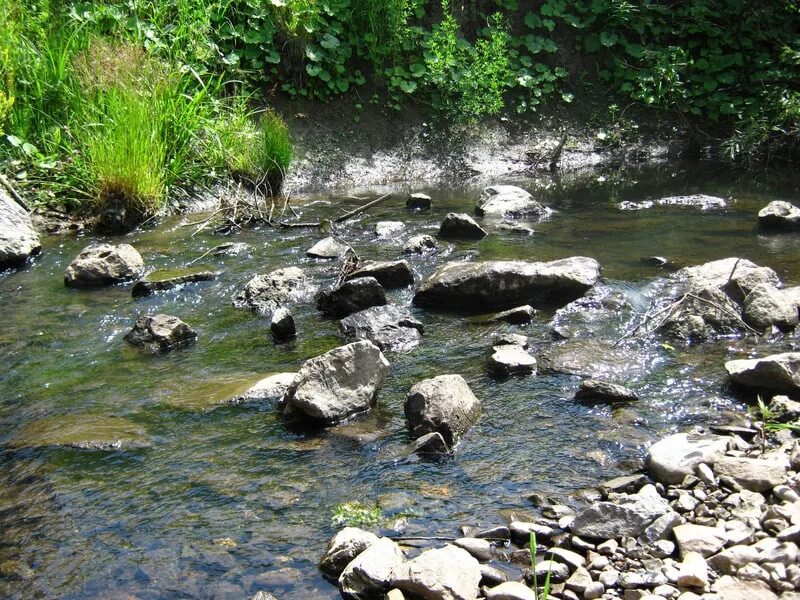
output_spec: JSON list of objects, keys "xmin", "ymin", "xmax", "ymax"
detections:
[
  {"xmin": 306, "ymin": 63, "xmax": 322, "ymax": 77},
  {"xmin": 600, "ymin": 31, "xmax": 618, "ymax": 47},
  {"xmin": 523, "ymin": 12, "xmax": 541, "ymax": 29},
  {"xmin": 320, "ymin": 33, "xmax": 340, "ymax": 50}
]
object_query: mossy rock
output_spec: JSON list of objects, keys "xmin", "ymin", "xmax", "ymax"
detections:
[{"xmin": 10, "ymin": 415, "xmax": 150, "ymax": 451}]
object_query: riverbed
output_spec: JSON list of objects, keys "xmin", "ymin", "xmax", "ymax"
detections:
[{"xmin": 1, "ymin": 161, "xmax": 800, "ymax": 598}]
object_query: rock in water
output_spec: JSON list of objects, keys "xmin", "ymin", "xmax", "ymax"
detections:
[
  {"xmin": 742, "ymin": 283, "xmax": 799, "ymax": 332},
  {"xmin": 438, "ymin": 212, "xmax": 487, "ymax": 240},
  {"xmin": 402, "ymin": 234, "xmax": 438, "ymax": 255},
  {"xmin": 646, "ymin": 432, "xmax": 728, "ymax": 485},
  {"xmin": 475, "ymin": 185, "xmax": 551, "ymax": 220},
  {"xmin": 0, "ymin": 188, "xmax": 41, "ymax": 268},
  {"xmin": 280, "ymin": 340, "xmax": 390, "ymax": 425},
  {"xmin": 307, "ymin": 236, "xmax": 352, "ymax": 259},
  {"xmin": 490, "ymin": 305, "xmax": 536, "ymax": 324},
  {"xmin": 339, "ymin": 305, "xmax": 424, "ymax": 352},
  {"xmin": 759, "ymin": 200, "xmax": 800, "ymax": 230},
  {"xmin": 725, "ymin": 352, "xmax": 800, "ymax": 394},
  {"xmin": 339, "ymin": 538, "xmax": 404, "ymax": 600},
  {"xmin": 319, "ymin": 527, "xmax": 380, "ymax": 577},
  {"xmin": 270, "ymin": 307, "xmax": 296, "ymax": 341},
  {"xmin": 374, "ymin": 221, "xmax": 406, "ymax": 238},
  {"xmin": 232, "ymin": 267, "xmax": 311, "ymax": 316},
  {"xmin": 226, "ymin": 373, "xmax": 297, "ymax": 405},
  {"xmin": 124, "ymin": 314, "xmax": 197, "ymax": 353},
  {"xmin": 346, "ymin": 260, "xmax": 414, "ymax": 289},
  {"xmin": 406, "ymin": 193, "xmax": 432, "ymax": 211},
  {"xmin": 317, "ymin": 277, "xmax": 387, "ymax": 318},
  {"xmin": 390, "ymin": 545, "xmax": 481, "ymax": 600},
  {"xmin": 405, "ymin": 374, "xmax": 481, "ymax": 447},
  {"xmin": 131, "ymin": 269, "xmax": 216, "ymax": 298},
  {"xmin": 10, "ymin": 414, "xmax": 150, "ymax": 451},
  {"xmin": 64, "ymin": 243, "xmax": 144, "ymax": 288},
  {"xmin": 575, "ymin": 379, "xmax": 638, "ymax": 403},
  {"xmin": 488, "ymin": 344, "xmax": 536, "ymax": 376},
  {"xmin": 414, "ymin": 258, "xmax": 600, "ymax": 312}
]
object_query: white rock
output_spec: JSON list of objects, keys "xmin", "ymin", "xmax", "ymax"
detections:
[
  {"xmin": 484, "ymin": 581, "xmax": 537, "ymax": 600},
  {"xmin": 672, "ymin": 524, "xmax": 726, "ymax": 558},
  {"xmin": 676, "ymin": 551, "xmax": 708, "ymax": 590},
  {"xmin": 647, "ymin": 433, "xmax": 729, "ymax": 485}
]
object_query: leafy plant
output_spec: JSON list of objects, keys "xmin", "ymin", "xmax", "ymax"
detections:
[{"xmin": 331, "ymin": 501, "xmax": 383, "ymax": 529}]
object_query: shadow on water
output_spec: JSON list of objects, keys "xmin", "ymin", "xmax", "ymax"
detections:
[{"xmin": 1, "ymin": 161, "xmax": 800, "ymax": 597}]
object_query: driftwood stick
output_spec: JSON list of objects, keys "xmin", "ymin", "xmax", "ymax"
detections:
[
  {"xmin": 0, "ymin": 173, "xmax": 31, "ymax": 212},
  {"xmin": 334, "ymin": 193, "xmax": 392, "ymax": 223},
  {"xmin": 549, "ymin": 133, "xmax": 568, "ymax": 171},
  {"xmin": 278, "ymin": 220, "xmax": 322, "ymax": 228}
]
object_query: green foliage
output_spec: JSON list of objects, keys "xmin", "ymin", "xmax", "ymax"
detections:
[
  {"xmin": 529, "ymin": 531, "xmax": 553, "ymax": 600},
  {"xmin": 331, "ymin": 501, "xmax": 383, "ymax": 528}
]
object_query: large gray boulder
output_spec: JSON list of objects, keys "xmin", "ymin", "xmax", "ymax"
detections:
[
  {"xmin": 726, "ymin": 352, "xmax": 800, "ymax": 394},
  {"xmin": 339, "ymin": 537, "xmax": 404, "ymax": 600},
  {"xmin": 0, "ymin": 189, "xmax": 40, "ymax": 268},
  {"xmin": 413, "ymin": 258, "xmax": 600, "ymax": 312},
  {"xmin": 475, "ymin": 185, "xmax": 551, "ymax": 220},
  {"xmin": 759, "ymin": 200, "xmax": 800, "ymax": 230},
  {"xmin": 743, "ymin": 283, "xmax": 799, "ymax": 332},
  {"xmin": 389, "ymin": 545, "xmax": 481, "ymax": 600},
  {"xmin": 570, "ymin": 485, "xmax": 671, "ymax": 540},
  {"xmin": 317, "ymin": 277, "xmax": 387, "ymax": 318},
  {"xmin": 339, "ymin": 305, "xmax": 424, "ymax": 352},
  {"xmin": 438, "ymin": 213, "xmax": 487, "ymax": 240},
  {"xmin": 345, "ymin": 260, "xmax": 414, "ymax": 289},
  {"xmin": 647, "ymin": 433, "xmax": 728, "ymax": 485},
  {"xmin": 232, "ymin": 267, "xmax": 311, "ymax": 317},
  {"xmin": 319, "ymin": 527, "xmax": 380, "ymax": 577},
  {"xmin": 64, "ymin": 243, "xmax": 144, "ymax": 288},
  {"xmin": 280, "ymin": 341, "xmax": 390, "ymax": 425},
  {"xmin": 405, "ymin": 375, "xmax": 481, "ymax": 448},
  {"xmin": 124, "ymin": 314, "xmax": 197, "ymax": 353}
]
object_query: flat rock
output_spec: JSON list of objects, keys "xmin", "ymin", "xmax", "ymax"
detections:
[
  {"xmin": 375, "ymin": 221, "xmax": 406, "ymax": 237},
  {"xmin": 439, "ymin": 212, "xmax": 487, "ymax": 240},
  {"xmin": 10, "ymin": 414, "xmax": 149, "ymax": 451},
  {"xmin": 339, "ymin": 537, "xmax": 404, "ymax": 599},
  {"xmin": 226, "ymin": 373, "xmax": 296, "ymax": 405},
  {"xmin": 406, "ymin": 193, "xmax": 432, "ymax": 211},
  {"xmin": 453, "ymin": 538, "xmax": 492, "ymax": 562},
  {"xmin": 307, "ymin": 236, "xmax": 352, "ymax": 259},
  {"xmin": 280, "ymin": 340, "xmax": 390, "ymax": 425},
  {"xmin": 389, "ymin": 545, "xmax": 481, "ymax": 600},
  {"xmin": 490, "ymin": 305, "xmax": 536, "ymax": 324},
  {"xmin": 131, "ymin": 269, "xmax": 216, "ymax": 298},
  {"xmin": 339, "ymin": 304, "xmax": 424, "ymax": 352},
  {"xmin": 405, "ymin": 374, "xmax": 481, "ymax": 448},
  {"xmin": 726, "ymin": 352, "xmax": 800, "ymax": 394},
  {"xmin": 711, "ymin": 575, "xmax": 778, "ymax": 599},
  {"xmin": 0, "ymin": 188, "xmax": 41, "ymax": 268},
  {"xmin": 475, "ymin": 185, "xmax": 551, "ymax": 220},
  {"xmin": 232, "ymin": 267, "xmax": 311, "ymax": 316},
  {"xmin": 411, "ymin": 431, "xmax": 449, "ymax": 456},
  {"xmin": 488, "ymin": 344, "xmax": 536, "ymax": 376},
  {"xmin": 402, "ymin": 234, "xmax": 438, "ymax": 255},
  {"xmin": 575, "ymin": 379, "xmax": 638, "ymax": 403},
  {"xmin": 124, "ymin": 314, "xmax": 197, "ymax": 353},
  {"xmin": 485, "ymin": 581, "xmax": 536, "ymax": 600},
  {"xmin": 539, "ymin": 339, "xmax": 640, "ymax": 379},
  {"xmin": 414, "ymin": 258, "xmax": 601, "ymax": 313},
  {"xmin": 64, "ymin": 243, "xmax": 144, "ymax": 288},
  {"xmin": 672, "ymin": 523, "xmax": 726, "ymax": 558},
  {"xmin": 646, "ymin": 433, "xmax": 728, "ymax": 485},
  {"xmin": 758, "ymin": 200, "xmax": 800, "ymax": 230},
  {"xmin": 571, "ymin": 485, "xmax": 671, "ymax": 540},
  {"xmin": 713, "ymin": 456, "xmax": 786, "ymax": 492},
  {"xmin": 346, "ymin": 260, "xmax": 414, "ymax": 288},
  {"xmin": 317, "ymin": 277, "xmax": 387, "ymax": 318},
  {"xmin": 319, "ymin": 527, "xmax": 380, "ymax": 577}
]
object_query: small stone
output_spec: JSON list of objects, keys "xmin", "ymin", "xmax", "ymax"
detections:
[
  {"xmin": 485, "ymin": 581, "xmax": 537, "ymax": 600},
  {"xmin": 402, "ymin": 234, "xmax": 438, "ymax": 255},
  {"xmin": 453, "ymin": 537, "xmax": 493, "ymax": 562},
  {"xmin": 488, "ymin": 344, "xmax": 537, "ymax": 376},
  {"xmin": 600, "ymin": 474, "xmax": 651, "ymax": 497},
  {"xmin": 676, "ymin": 551, "xmax": 708, "ymax": 590},
  {"xmin": 598, "ymin": 569, "xmax": 618, "ymax": 587},
  {"xmin": 410, "ymin": 431, "xmax": 449, "ymax": 456},
  {"xmin": 533, "ymin": 560, "xmax": 569, "ymax": 582},
  {"xmin": 64, "ymin": 243, "xmax": 145, "ymax": 288},
  {"xmin": 583, "ymin": 581, "xmax": 604, "ymax": 599},
  {"xmin": 777, "ymin": 524, "xmax": 800, "ymax": 543},
  {"xmin": 713, "ymin": 456, "xmax": 787, "ymax": 492},
  {"xmin": 406, "ymin": 193, "xmax": 432, "ymax": 211},
  {"xmin": 346, "ymin": 260, "xmax": 414, "ymax": 289},
  {"xmin": 575, "ymin": 379, "xmax": 639, "ymax": 403},
  {"xmin": 565, "ymin": 566, "xmax": 593, "ymax": 593},
  {"xmin": 695, "ymin": 463, "xmax": 716, "ymax": 486},
  {"xmin": 316, "ymin": 277, "xmax": 387, "ymax": 318},
  {"xmin": 270, "ymin": 307, "xmax": 296, "ymax": 341},
  {"xmin": 479, "ymin": 564, "xmax": 508, "ymax": 586},
  {"xmin": 708, "ymin": 544, "xmax": 759, "ymax": 574},
  {"xmin": 131, "ymin": 269, "xmax": 216, "ymax": 298},
  {"xmin": 307, "ymin": 236, "xmax": 351, "ymax": 259},
  {"xmin": 476, "ymin": 526, "xmax": 511, "ymax": 540},
  {"xmin": 510, "ymin": 521, "xmax": 553, "ymax": 544},
  {"xmin": 597, "ymin": 539, "xmax": 619, "ymax": 556},
  {"xmin": 653, "ymin": 540, "xmax": 675, "ymax": 558},
  {"xmin": 439, "ymin": 212, "xmax": 487, "ymax": 240},
  {"xmin": 374, "ymin": 221, "xmax": 405, "ymax": 237},
  {"xmin": 672, "ymin": 523, "xmax": 726, "ymax": 558},
  {"xmin": 549, "ymin": 547, "xmax": 586, "ymax": 572},
  {"xmin": 385, "ymin": 590, "xmax": 405, "ymax": 600},
  {"xmin": 491, "ymin": 305, "xmax": 537, "ymax": 324},
  {"xmin": 124, "ymin": 314, "xmax": 197, "ymax": 353},
  {"xmin": 319, "ymin": 527, "xmax": 380, "ymax": 576},
  {"xmin": 618, "ymin": 571, "xmax": 667, "ymax": 589},
  {"xmin": 774, "ymin": 485, "xmax": 800, "ymax": 503}
]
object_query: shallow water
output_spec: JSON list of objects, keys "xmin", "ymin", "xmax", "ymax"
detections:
[{"xmin": 2, "ymin": 161, "xmax": 800, "ymax": 598}]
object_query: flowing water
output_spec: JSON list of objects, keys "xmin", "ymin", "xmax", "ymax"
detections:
[{"xmin": 2, "ymin": 162, "xmax": 800, "ymax": 599}]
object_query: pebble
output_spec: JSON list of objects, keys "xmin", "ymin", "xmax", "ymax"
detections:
[{"xmin": 583, "ymin": 581, "xmax": 604, "ymax": 599}]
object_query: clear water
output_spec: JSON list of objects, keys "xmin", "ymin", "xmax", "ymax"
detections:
[{"xmin": 2, "ymin": 161, "xmax": 800, "ymax": 599}]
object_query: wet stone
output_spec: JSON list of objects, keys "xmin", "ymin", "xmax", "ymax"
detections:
[
  {"xmin": 270, "ymin": 307, "xmax": 296, "ymax": 341},
  {"xmin": 574, "ymin": 379, "xmax": 638, "ymax": 403},
  {"xmin": 346, "ymin": 260, "xmax": 414, "ymax": 289},
  {"xmin": 124, "ymin": 314, "xmax": 197, "ymax": 353},
  {"xmin": 488, "ymin": 344, "xmax": 537, "ymax": 377},
  {"xmin": 402, "ymin": 234, "xmax": 438, "ymax": 255},
  {"xmin": 316, "ymin": 277, "xmax": 387, "ymax": 318},
  {"xmin": 406, "ymin": 192, "xmax": 432, "ymax": 211},
  {"xmin": 10, "ymin": 414, "xmax": 150, "ymax": 451},
  {"xmin": 438, "ymin": 212, "xmax": 487, "ymax": 240},
  {"xmin": 490, "ymin": 305, "xmax": 537, "ymax": 324},
  {"xmin": 132, "ymin": 269, "xmax": 217, "ymax": 298},
  {"xmin": 339, "ymin": 304, "xmax": 423, "ymax": 352},
  {"xmin": 307, "ymin": 236, "xmax": 352, "ymax": 259}
]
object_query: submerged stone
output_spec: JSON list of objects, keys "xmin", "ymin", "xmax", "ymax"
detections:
[
  {"xmin": 10, "ymin": 414, "xmax": 150, "ymax": 451},
  {"xmin": 132, "ymin": 269, "xmax": 217, "ymax": 298}
]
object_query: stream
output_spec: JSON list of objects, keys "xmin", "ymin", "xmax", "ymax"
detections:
[{"xmin": 2, "ymin": 161, "xmax": 800, "ymax": 599}]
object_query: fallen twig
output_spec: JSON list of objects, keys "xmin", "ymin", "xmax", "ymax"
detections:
[
  {"xmin": 0, "ymin": 173, "xmax": 30, "ymax": 212},
  {"xmin": 333, "ymin": 193, "xmax": 392, "ymax": 223}
]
